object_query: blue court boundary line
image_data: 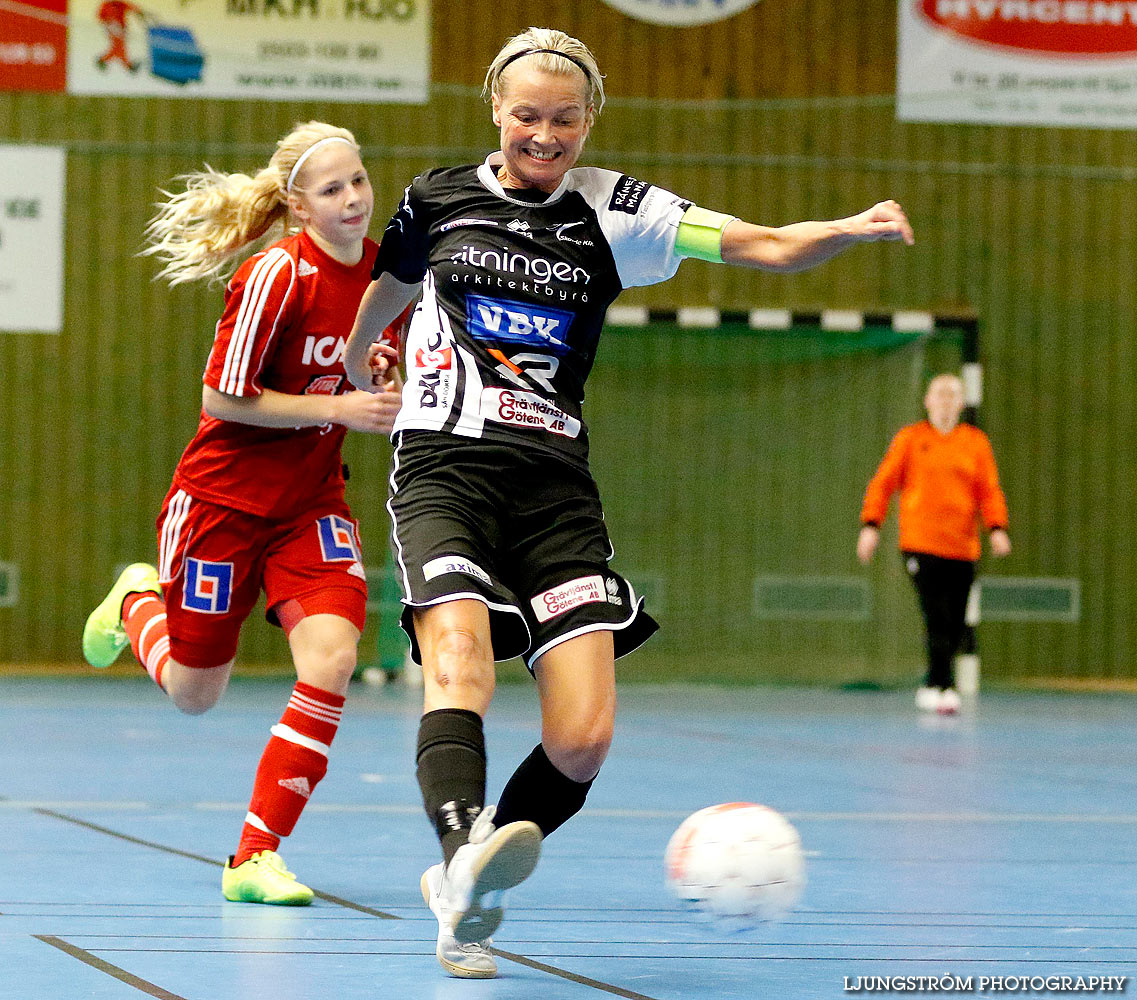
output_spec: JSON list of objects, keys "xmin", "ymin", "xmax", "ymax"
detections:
[{"xmin": 31, "ymin": 807, "xmax": 661, "ymax": 1000}]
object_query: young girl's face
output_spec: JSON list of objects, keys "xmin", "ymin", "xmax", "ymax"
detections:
[{"xmin": 290, "ymin": 143, "xmax": 373, "ymax": 254}]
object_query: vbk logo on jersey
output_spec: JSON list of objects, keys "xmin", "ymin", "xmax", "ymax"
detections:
[
  {"xmin": 466, "ymin": 295, "xmax": 573, "ymax": 354},
  {"xmin": 182, "ymin": 558, "xmax": 234, "ymax": 614},
  {"xmin": 317, "ymin": 515, "xmax": 361, "ymax": 562}
]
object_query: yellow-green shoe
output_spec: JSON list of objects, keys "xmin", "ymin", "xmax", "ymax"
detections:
[
  {"xmin": 222, "ymin": 851, "xmax": 314, "ymax": 906},
  {"xmin": 81, "ymin": 563, "xmax": 161, "ymax": 668}
]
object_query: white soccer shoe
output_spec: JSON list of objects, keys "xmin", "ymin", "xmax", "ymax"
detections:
[
  {"xmin": 937, "ymin": 688, "xmax": 962, "ymax": 715},
  {"xmin": 915, "ymin": 686, "xmax": 941, "ymax": 712},
  {"xmin": 916, "ymin": 686, "xmax": 963, "ymax": 715},
  {"xmin": 444, "ymin": 805, "xmax": 542, "ymax": 945},
  {"xmin": 421, "ymin": 863, "xmax": 497, "ymax": 979}
]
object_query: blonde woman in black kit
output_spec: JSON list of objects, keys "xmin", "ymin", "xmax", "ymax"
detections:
[{"xmin": 346, "ymin": 27, "xmax": 914, "ymax": 979}]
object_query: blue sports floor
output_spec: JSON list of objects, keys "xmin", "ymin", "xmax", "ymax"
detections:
[{"xmin": 2, "ymin": 676, "xmax": 1134, "ymax": 999}]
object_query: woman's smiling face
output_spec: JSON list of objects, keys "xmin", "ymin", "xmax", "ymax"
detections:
[{"xmin": 492, "ymin": 65, "xmax": 592, "ymax": 193}]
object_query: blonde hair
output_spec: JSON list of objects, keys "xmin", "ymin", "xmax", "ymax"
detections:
[
  {"xmin": 483, "ymin": 27, "xmax": 605, "ymax": 121},
  {"xmin": 143, "ymin": 121, "xmax": 359, "ymax": 285}
]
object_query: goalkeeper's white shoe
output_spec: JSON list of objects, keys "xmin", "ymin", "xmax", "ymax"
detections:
[
  {"xmin": 421, "ymin": 863, "xmax": 497, "ymax": 978},
  {"xmin": 444, "ymin": 805, "xmax": 542, "ymax": 944}
]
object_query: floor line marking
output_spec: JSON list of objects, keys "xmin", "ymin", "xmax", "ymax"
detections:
[
  {"xmin": 486, "ymin": 947, "xmax": 660, "ymax": 999},
  {"xmin": 34, "ymin": 936, "xmax": 189, "ymax": 1000},
  {"xmin": 33, "ymin": 809, "xmax": 397, "ymax": 919},
  {"xmin": 32, "ymin": 807, "xmax": 663, "ymax": 998}
]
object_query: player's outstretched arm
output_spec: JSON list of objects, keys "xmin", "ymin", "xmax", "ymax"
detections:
[
  {"xmin": 345, "ymin": 272, "xmax": 421, "ymax": 393},
  {"xmin": 721, "ymin": 201, "xmax": 914, "ymax": 273},
  {"xmin": 202, "ymin": 383, "xmax": 402, "ymax": 434}
]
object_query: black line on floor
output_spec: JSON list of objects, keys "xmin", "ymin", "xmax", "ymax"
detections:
[
  {"xmin": 33, "ymin": 808, "xmax": 397, "ymax": 919},
  {"xmin": 33, "ymin": 807, "xmax": 664, "ymax": 998},
  {"xmin": 484, "ymin": 948, "xmax": 656, "ymax": 998},
  {"xmin": 35, "ymin": 809, "xmax": 221, "ymax": 866},
  {"xmin": 34, "ymin": 935, "xmax": 189, "ymax": 1000}
]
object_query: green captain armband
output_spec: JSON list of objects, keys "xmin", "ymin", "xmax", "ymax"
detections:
[{"xmin": 675, "ymin": 206, "xmax": 736, "ymax": 263}]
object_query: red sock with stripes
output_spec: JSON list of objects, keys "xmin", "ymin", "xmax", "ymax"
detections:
[
  {"xmin": 232, "ymin": 681, "xmax": 345, "ymax": 867},
  {"xmin": 122, "ymin": 592, "xmax": 169, "ymax": 689}
]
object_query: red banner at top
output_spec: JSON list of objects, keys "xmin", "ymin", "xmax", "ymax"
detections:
[
  {"xmin": 0, "ymin": 0, "xmax": 67, "ymax": 92},
  {"xmin": 920, "ymin": 0, "xmax": 1137, "ymax": 55}
]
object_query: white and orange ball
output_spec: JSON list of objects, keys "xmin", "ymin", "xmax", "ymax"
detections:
[{"xmin": 664, "ymin": 802, "xmax": 805, "ymax": 930}]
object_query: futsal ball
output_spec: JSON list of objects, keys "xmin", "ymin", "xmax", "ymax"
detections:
[{"xmin": 664, "ymin": 802, "xmax": 805, "ymax": 929}]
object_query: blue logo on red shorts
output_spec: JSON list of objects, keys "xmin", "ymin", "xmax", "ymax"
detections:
[
  {"xmin": 182, "ymin": 558, "xmax": 233, "ymax": 614},
  {"xmin": 317, "ymin": 515, "xmax": 361, "ymax": 562}
]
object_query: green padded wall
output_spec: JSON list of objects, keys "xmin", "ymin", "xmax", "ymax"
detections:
[{"xmin": 2, "ymin": 1, "xmax": 1135, "ymax": 684}]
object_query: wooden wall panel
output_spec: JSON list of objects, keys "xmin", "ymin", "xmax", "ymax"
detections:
[{"xmin": 1, "ymin": 1, "xmax": 1133, "ymax": 684}]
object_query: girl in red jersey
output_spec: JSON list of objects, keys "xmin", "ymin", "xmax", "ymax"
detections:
[
  {"xmin": 82, "ymin": 121, "xmax": 405, "ymax": 905},
  {"xmin": 858, "ymin": 374, "xmax": 1011, "ymax": 714}
]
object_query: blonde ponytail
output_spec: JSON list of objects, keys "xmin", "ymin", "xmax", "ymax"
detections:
[{"xmin": 143, "ymin": 121, "xmax": 359, "ymax": 286}]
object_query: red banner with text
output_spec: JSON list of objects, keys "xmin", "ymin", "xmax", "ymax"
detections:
[{"xmin": 0, "ymin": 0, "xmax": 67, "ymax": 92}]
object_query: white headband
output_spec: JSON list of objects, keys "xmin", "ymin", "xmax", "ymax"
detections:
[{"xmin": 286, "ymin": 136, "xmax": 354, "ymax": 192}]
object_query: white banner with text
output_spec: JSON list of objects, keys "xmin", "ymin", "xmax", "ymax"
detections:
[
  {"xmin": 67, "ymin": 0, "xmax": 429, "ymax": 103},
  {"xmin": 0, "ymin": 144, "xmax": 65, "ymax": 334},
  {"xmin": 898, "ymin": 0, "xmax": 1137, "ymax": 129}
]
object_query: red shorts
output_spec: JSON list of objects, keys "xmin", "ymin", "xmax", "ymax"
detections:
[{"xmin": 156, "ymin": 487, "xmax": 368, "ymax": 668}]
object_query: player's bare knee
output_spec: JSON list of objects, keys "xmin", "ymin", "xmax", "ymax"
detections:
[
  {"xmin": 545, "ymin": 728, "xmax": 612, "ymax": 782},
  {"xmin": 164, "ymin": 662, "xmax": 229, "ymax": 715},
  {"xmin": 427, "ymin": 627, "xmax": 492, "ymax": 689},
  {"xmin": 307, "ymin": 641, "xmax": 356, "ymax": 691},
  {"xmin": 169, "ymin": 684, "xmax": 223, "ymax": 716}
]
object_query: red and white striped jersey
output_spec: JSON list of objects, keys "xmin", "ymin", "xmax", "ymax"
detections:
[{"xmin": 172, "ymin": 230, "xmax": 399, "ymax": 519}]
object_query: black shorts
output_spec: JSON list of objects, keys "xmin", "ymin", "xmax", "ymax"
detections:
[{"xmin": 388, "ymin": 431, "xmax": 659, "ymax": 669}]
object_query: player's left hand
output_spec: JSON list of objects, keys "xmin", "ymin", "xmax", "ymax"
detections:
[
  {"xmin": 852, "ymin": 200, "xmax": 915, "ymax": 246},
  {"xmin": 366, "ymin": 342, "xmax": 400, "ymax": 391},
  {"xmin": 989, "ymin": 528, "xmax": 1012, "ymax": 557}
]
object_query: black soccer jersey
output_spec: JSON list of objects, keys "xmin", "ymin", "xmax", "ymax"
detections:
[{"xmin": 373, "ymin": 154, "xmax": 695, "ymax": 471}]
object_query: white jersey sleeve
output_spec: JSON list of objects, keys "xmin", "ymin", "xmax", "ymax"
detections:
[{"xmin": 566, "ymin": 167, "xmax": 690, "ymax": 289}]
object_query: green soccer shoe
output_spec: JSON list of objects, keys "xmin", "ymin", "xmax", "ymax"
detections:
[
  {"xmin": 222, "ymin": 851, "xmax": 314, "ymax": 906},
  {"xmin": 81, "ymin": 562, "xmax": 161, "ymax": 668}
]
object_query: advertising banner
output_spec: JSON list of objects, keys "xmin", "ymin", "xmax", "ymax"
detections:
[
  {"xmin": 599, "ymin": 0, "xmax": 761, "ymax": 26},
  {"xmin": 899, "ymin": 0, "xmax": 1137, "ymax": 128},
  {"xmin": 67, "ymin": 0, "xmax": 429, "ymax": 103},
  {"xmin": 0, "ymin": 144, "xmax": 66, "ymax": 333},
  {"xmin": 0, "ymin": 0, "xmax": 67, "ymax": 91}
]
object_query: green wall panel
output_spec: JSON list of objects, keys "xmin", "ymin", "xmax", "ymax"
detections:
[{"xmin": 1, "ymin": 1, "xmax": 1134, "ymax": 683}]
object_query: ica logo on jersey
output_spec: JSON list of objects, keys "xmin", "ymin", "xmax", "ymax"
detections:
[
  {"xmin": 466, "ymin": 295, "xmax": 574, "ymax": 354},
  {"xmin": 301, "ymin": 335, "xmax": 347, "ymax": 367}
]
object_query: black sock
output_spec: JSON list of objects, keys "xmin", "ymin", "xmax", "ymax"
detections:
[
  {"xmin": 415, "ymin": 708, "xmax": 486, "ymax": 867},
  {"xmin": 494, "ymin": 743, "xmax": 595, "ymax": 838}
]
